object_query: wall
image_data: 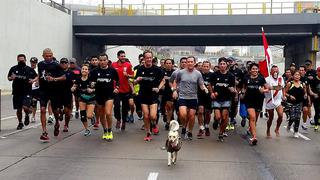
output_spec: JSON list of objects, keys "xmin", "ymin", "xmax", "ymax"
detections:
[{"xmin": 0, "ymin": 0, "xmax": 72, "ymax": 91}]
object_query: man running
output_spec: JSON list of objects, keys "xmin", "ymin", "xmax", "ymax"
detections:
[
  {"xmin": 309, "ymin": 67, "xmax": 320, "ymax": 131},
  {"xmin": 111, "ymin": 50, "xmax": 134, "ymax": 130},
  {"xmin": 29, "ymin": 57, "xmax": 39, "ymax": 123},
  {"xmin": 299, "ymin": 65, "xmax": 311, "ymax": 131},
  {"xmin": 69, "ymin": 58, "xmax": 81, "ymax": 119},
  {"xmin": 8, "ymin": 54, "xmax": 37, "ymax": 129},
  {"xmin": 162, "ymin": 59, "xmax": 175, "ymax": 130},
  {"xmin": 134, "ymin": 50, "xmax": 165, "ymax": 141},
  {"xmin": 172, "ymin": 56, "xmax": 208, "ymax": 140},
  {"xmin": 90, "ymin": 54, "xmax": 119, "ymax": 141},
  {"xmin": 38, "ymin": 48, "xmax": 66, "ymax": 141},
  {"xmin": 265, "ymin": 65, "xmax": 285, "ymax": 138}
]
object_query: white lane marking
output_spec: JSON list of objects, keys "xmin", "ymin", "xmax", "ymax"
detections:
[
  {"xmin": 147, "ymin": 172, "xmax": 159, "ymax": 180},
  {"xmin": 1, "ymin": 116, "xmax": 17, "ymax": 121},
  {"xmin": 0, "ymin": 123, "xmax": 41, "ymax": 138},
  {"xmin": 283, "ymin": 126, "xmax": 311, "ymax": 141}
]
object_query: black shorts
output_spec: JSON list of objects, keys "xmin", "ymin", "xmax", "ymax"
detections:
[
  {"xmin": 31, "ymin": 89, "xmax": 40, "ymax": 101},
  {"xmin": 39, "ymin": 90, "xmax": 61, "ymax": 110},
  {"xmin": 61, "ymin": 92, "xmax": 73, "ymax": 108},
  {"xmin": 244, "ymin": 98, "xmax": 264, "ymax": 112},
  {"xmin": 302, "ymin": 96, "xmax": 310, "ymax": 107},
  {"xmin": 13, "ymin": 95, "xmax": 32, "ymax": 109},
  {"xmin": 198, "ymin": 96, "xmax": 212, "ymax": 110},
  {"xmin": 139, "ymin": 94, "xmax": 159, "ymax": 105},
  {"xmin": 96, "ymin": 95, "xmax": 114, "ymax": 106},
  {"xmin": 162, "ymin": 93, "xmax": 173, "ymax": 103},
  {"xmin": 178, "ymin": 99, "xmax": 198, "ymax": 110}
]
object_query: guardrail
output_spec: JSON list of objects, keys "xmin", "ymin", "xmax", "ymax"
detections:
[
  {"xmin": 76, "ymin": 1, "xmax": 320, "ymax": 16},
  {"xmin": 40, "ymin": 0, "xmax": 71, "ymax": 14}
]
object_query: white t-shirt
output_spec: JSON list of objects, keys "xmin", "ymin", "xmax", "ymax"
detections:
[
  {"xmin": 264, "ymin": 76, "xmax": 285, "ymax": 109},
  {"xmin": 31, "ymin": 67, "xmax": 39, "ymax": 90}
]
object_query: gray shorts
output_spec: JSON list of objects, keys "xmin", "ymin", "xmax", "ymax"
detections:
[{"xmin": 212, "ymin": 101, "xmax": 231, "ymax": 109}]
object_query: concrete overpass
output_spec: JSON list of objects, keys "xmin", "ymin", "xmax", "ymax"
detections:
[{"xmin": 72, "ymin": 13, "xmax": 320, "ymax": 66}]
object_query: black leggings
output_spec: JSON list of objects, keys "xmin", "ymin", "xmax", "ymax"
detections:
[
  {"xmin": 114, "ymin": 93, "xmax": 130, "ymax": 123},
  {"xmin": 288, "ymin": 103, "xmax": 302, "ymax": 132}
]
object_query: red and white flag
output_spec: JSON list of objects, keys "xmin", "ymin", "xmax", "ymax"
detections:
[{"xmin": 259, "ymin": 27, "xmax": 273, "ymax": 78}]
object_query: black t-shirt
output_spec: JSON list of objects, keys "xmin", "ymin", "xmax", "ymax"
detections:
[
  {"xmin": 210, "ymin": 71, "xmax": 235, "ymax": 102},
  {"xmin": 287, "ymin": 81, "xmax": 305, "ymax": 104},
  {"xmin": 243, "ymin": 74, "xmax": 266, "ymax": 101},
  {"xmin": 38, "ymin": 60, "xmax": 65, "ymax": 91},
  {"xmin": 306, "ymin": 69, "xmax": 317, "ymax": 80},
  {"xmin": 135, "ymin": 65, "xmax": 164, "ymax": 97},
  {"xmin": 229, "ymin": 67, "xmax": 244, "ymax": 88},
  {"xmin": 198, "ymin": 72, "xmax": 212, "ymax": 98},
  {"xmin": 163, "ymin": 69, "xmax": 174, "ymax": 95},
  {"xmin": 90, "ymin": 67, "xmax": 119, "ymax": 97},
  {"xmin": 60, "ymin": 69, "xmax": 74, "ymax": 94},
  {"xmin": 74, "ymin": 77, "xmax": 95, "ymax": 97},
  {"xmin": 300, "ymin": 76, "xmax": 309, "ymax": 86},
  {"xmin": 8, "ymin": 65, "xmax": 37, "ymax": 96},
  {"xmin": 310, "ymin": 76, "xmax": 320, "ymax": 97}
]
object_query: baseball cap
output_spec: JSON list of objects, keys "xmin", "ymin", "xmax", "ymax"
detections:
[
  {"xmin": 30, "ymin": 57, "xmax": 38, "ymax": 63},
  {"xmin": 305, "ymin": 59, "xmax": 312, "ymax": 65},
  {"xmin": 69, "ymin": 58, "xmax": 77, "ymax": 64},
  {"xmin": 60, "ymin": 58, "xmax": 69, "ymax": 63}
]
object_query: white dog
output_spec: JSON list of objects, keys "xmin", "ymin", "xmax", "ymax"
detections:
[{"xmin": 165, "ymin": 120, "xmax": 182, "ymax": 166}]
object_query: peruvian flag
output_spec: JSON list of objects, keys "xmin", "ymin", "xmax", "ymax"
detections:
[{"xmin": 259, "ymin": 27, "xmax": 273, "ymax": 78}]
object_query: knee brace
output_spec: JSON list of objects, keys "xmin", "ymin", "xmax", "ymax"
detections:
[{"xmin": 80, "ymin": 110, "xmax": 87, "ymax": 122}]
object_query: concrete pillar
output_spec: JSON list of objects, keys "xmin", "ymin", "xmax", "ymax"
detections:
[
  {"xmin": 284, "ymin": 36, "xmax": 319, "ymax": 68},
  {"xmin": 72, "ymin": 37, "xmax": 105, "ymax": 64}
]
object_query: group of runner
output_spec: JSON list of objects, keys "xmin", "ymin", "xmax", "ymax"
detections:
[{"xmin": 7, "ymin": 48, "xmax": 320, "ymax": 145}]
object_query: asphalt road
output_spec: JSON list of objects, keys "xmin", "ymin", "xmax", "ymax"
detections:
[{"xmin": 0, "ymin": 95, "xmax": 320, "ymax": 180}]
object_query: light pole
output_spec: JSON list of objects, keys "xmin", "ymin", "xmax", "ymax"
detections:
[
  {"xmin": 270, "ymin": 0, "xmax": 273, "ymax": 14},
  {"xmin": 187, "ymin": 0, "xmax": 190, "ymax": 15}
]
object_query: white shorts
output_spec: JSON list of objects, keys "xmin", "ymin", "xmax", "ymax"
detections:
[{"xmin": 265, "ymin": 99, "xmax": 282, "ymax": 110}]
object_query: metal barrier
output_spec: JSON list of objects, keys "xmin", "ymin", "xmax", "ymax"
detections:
[
  {"xmin": 75, "ymin": 1, "xmax": 320, "ymax": 16},
  {"xmin": 40, "ymin": 0, "xmax": 71, "ymax": 14}
]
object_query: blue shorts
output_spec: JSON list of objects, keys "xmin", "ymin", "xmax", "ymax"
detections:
[
  {"xmin": 212, "ymin": 101, "xmax": 231, "ymax": 109},
  {"xmin": 178, "ymin": 99, "xmax": 198, "ymax": 110}
]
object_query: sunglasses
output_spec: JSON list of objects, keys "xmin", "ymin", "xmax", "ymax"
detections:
[{"xmin": 60, "ymin": 62, "xmax": 68, "ymax": 64}]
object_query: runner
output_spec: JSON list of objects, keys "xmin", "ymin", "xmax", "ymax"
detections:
[
  {"xmin": 90, "ymin": 54, "xmax": 119, "ymax": 141},
  {"xmin": 305, "ymin": 59, "xmax": 317, "ymax": 125},
  {"xmin": 162, "ymin": 59, "xmax": 175, "ymax": 130},
  {"xmin": 241, "ymin": 63, "xmax": 269, "ymax": 145},
  {"xmin": 172, "ymin": 56, "xmax": 208, "ymax": 140},
  {"xmin": 111, "ymin": 50, "xmax": 134, "ymax": 130},
  {"xmin": 69, "ymin": 58, "xmax": 81, "ymax": 119},
  {"xmin": 209, "ymin": 57, "xmax": 236, "ymax": 142},
  {"xmin": 29, "ymin": 57, "xmax": 39, "ymax": 123},
  {"xmin": 38, "ymin": 48, "xmax": 66, "ymax": 141},
  {"xmin": 134, "ymin": 50, "xmax": 165, "ymax": 141},
  {"xmin": 89, "ymin": 56, "xmax": 100, "ymax": 129},
  {"xmin": 284, "ymin": 70, "xmax": 307, "ymax": 137},
  {"xmin": 299, "ymin": 65, "xmax": 311, "ymax": 131},
  {"xmin": 71, "ymin": 64, "xmax": 96, "ymax": 136},
  {"xmin": 8, "ymin": 54, "xmax": 37, "ymax": 129},
  {"xmin": 197, "ymin": 60, "xmax": 213, "ymax": 138},
  {"xmin": 309, "ymin": 67, "xmax": 320, "ymax": 131},
  {"xmin": 264, "ymin": 65, "xmax": 285, "ymax": 138}
]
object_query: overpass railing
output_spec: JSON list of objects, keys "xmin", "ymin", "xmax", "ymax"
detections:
[
  {"xmin": 40, "ymin": 0, "xmax": 71, "ymax": 14},
  {"xmin": 75, "ymin": 1, "xmax": 320, "ymax": 16}
]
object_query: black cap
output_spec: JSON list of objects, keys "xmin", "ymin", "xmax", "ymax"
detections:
[
  {"xmin": 60, "ymin": 58, "xmax": 69, "ymax": 63},
  {"xmin": 305, "ymin": 59, "xmax": 312, "ymax": 65},
  {"xmin": 30, "ymin": 57, "xmax": 38, "ymax": 63}
]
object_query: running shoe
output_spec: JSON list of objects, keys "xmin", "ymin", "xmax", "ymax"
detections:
[
  {"xmin": 16, "ymin": 123, "xmax": 24, "ymax": 130},
  {"xmin": 93, "ymin": 123, "xmax": 99, "ymax": 130},
  {"xmin": 47, "ymin": 116, "xmax": 54, "ymax": 125},
  {"xmin": 205, "ymin": 128, "xmax": 210, "ymax": 136},
  {"xmin": 106, "ymin": 131, "xmax": 113, "ymax": 141},
  {"xmin": 54, "ymin": 123, "xmax": 60, "ymax": 136},
  {"xmin": 121, "ymin": 122, "xmax": 126, "ymax": 131},
  {"xmin": 241, "ymin": 118, "xmax": 246, "ymax": 127},
  {"xmin": 90, "ymin": 116, "xmax": 96, "ymax": 125},
  {"xmin": 223, "ymin": 132, "xmax": 228, "ymax": 137},
  {"xmin": 152, "ymin": 126, "xmax": 159, "ymax": 135},
  {"xmin": 226, "ymin": 124, "xmax": 230, "ymax": 131},
  {"xmin": 187, "ymin": 132, "xmax": 193, "ymax": 141},
  {"xmin": 31, "ymin": 117, "xmax": 36, "ymax": 123},
  {"xmin": 181, "ymin": 128, "xmax": 186, "ymax": 136},
  {"xmin": 310, "ymin": 119, "xmax": 315, "ymax": 126},
  {"xmin": 197, "ymin": 129, "xmax": 204, "ymax": 139},
  {"xmin": 24, "ymin": 115, "xmax": 30, "ymax": 126},
  {"xmin": 229, "ymin": 124, "xmax": 235, "ymax": 130},
  {"xmin": 126, "ymin": 116, "xmax": 130, "ymax": 122},
  {"xmin": 230, "ymin": 118, "xmax": 237, "ymax": 125},
  {"xmin": 102, "ymin": 132, "xmax": 108, "ymax": 140},
  {"xmin": 63, "ymin": 125, "xmax": 69, "ymax": 132},
  {"xmin": 250, "ymin": 138, "xmax": 258, "ymax": 145},
  {"xmin": 84, "ymin": 129, "xmax": 91, "ymax": 136},
  {"xmin": 293, "ymin": 132, "xmax": 299, "ymax": 138},
  {"xmin": 212, "ymin": 120, "xmax": 219, "ymax": 130},
  {"xmin": 286, "ymin": 125, "xmax": 291, "ymax": 133},
  {"xmin": 218, "ymin": 134, "xmax": 224, "ymax": 142},
  {"xmin": 129, "ymin": 114, "xmax": 134, "ymax": 123},
  {"xmin": 314, "ymin": 125, "xmax": 319, "ymax": 131},
  {"xmin": 40, "ymin": 132, "xmax": 49, "ymax": 142},
  {"xmin": 75, "ymin": 111, "xmax": 79, "ymax": 119},
  {"xmin": 116, "ymin": 120, "xmax": 121, "ymax": 129},
  {"xmin": 301, "ymin": 123, "xmax": 308, "ymax": 131},
  {"xmin": 144, "ymin": 134, "xmax": 152, "ymax": 141}
]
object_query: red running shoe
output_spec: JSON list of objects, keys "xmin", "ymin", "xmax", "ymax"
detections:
[
  {"xmin": 197, "ymin": 129, "xmax": 204, "ymax": 139},
  {"xmin": 63, "ymin": 125, "xmax": 68, "ymax": 132},
  {"xmin": 205, "ymin": 128, "xmax": 210, "ymax": 136},
  {"xmin": 93, "ymin": 123, "xmax": 99, "ymax": 130},
  {"xmin": 144, "ymin": 135, "xmax": 152, "ymax": 141},
  {"xmin": 152, "ymin": 126, "xmax": 159, "ymax": 135},
  {"xmin": 40, "ymin": 132, "xmax": 49, "ymax": 142},
  {"xmin": 115, "ymin": 120, "xmax": 121, "ymax": 129}
]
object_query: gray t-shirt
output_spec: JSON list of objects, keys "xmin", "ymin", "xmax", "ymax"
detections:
[
  {"xmin": 169, "ymin": 69, "xmax": 180, "ymax": 84},
  {"xmin": 176, "ymin": 69, "xmax": 204, "ymax": 100}
]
